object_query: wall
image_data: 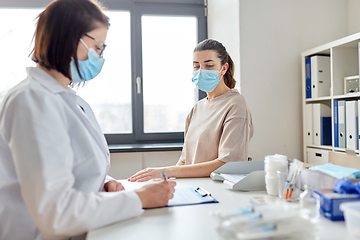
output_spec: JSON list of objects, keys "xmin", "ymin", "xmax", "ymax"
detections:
[
  {"xmin": 207, "ymin": 0, "xmax": 241, "ymax": 91},
  {"xmin": 109, "ymin": 151, "xmax": 181, "ymax": 179},
  {"xmin": 348, "ymin": 0, "xmax": 360, "ymax": 35},
  {"xmin": 239, "ymin": 0, "xmax": 348, "ymax": 161}
]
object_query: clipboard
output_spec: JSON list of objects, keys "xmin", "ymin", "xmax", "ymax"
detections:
[
  {"xmin": 166, "ymin": 186, "xmax": 219, "ymax": 207},
  {"xmin": 117, "ymin": 180, "xmax": 218, "ymax": 207},
  {"xmin": 210, "ymin": 160, "xmax": 265, "ymax": 191}
]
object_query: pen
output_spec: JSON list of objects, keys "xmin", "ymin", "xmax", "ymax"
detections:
[{"xmin": 161, "ymin": 170, "xmax": 167, "ymax": 180}]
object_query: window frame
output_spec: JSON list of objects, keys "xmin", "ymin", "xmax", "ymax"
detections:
[
  {"xmin": 100, "ymin": 0, "xmax": 208, "ymax": 145},
  {"xmin": 1, "ymin": 0, "xmax": 207, "ymax": 145}
]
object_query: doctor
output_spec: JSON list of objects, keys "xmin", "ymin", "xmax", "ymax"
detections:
[{"xmin": 0, "ymin": 0, "xmax": 175, "ymax": 239}]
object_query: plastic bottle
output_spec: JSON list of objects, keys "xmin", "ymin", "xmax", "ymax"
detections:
[{"xmin": 299, "ymin": 185, "xmax": 320, "ymax": 221}]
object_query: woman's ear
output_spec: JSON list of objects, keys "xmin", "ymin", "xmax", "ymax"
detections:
[{"xmin": 220, "ymin": 62, "xmax": 229, "ymax": 76}]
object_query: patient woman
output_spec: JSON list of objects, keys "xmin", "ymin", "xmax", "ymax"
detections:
[{"xmin": 128, "ymin": 39, "xmax": 254, "ymax": 182}]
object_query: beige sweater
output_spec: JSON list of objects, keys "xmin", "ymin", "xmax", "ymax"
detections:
[{"xmin": 179, "ymin": 89, "xmax": 253, "ymax": 165}]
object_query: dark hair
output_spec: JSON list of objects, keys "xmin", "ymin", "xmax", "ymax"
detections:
[
  {"xmin": 194, "ymin": 39, "xmax": 236, "ymax": 89},
  {"xmin": 32, "ymin": 0, "xmax": 110, "ymax": 80}
]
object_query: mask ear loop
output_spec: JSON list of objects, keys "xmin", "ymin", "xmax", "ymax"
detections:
[
  {"xmin": 219, "ymin": 65, "xmax": 225, "ymax": 81},
  {"xmin": 80, "ymin": 39, "xmax": 90, "ymax": 50}
]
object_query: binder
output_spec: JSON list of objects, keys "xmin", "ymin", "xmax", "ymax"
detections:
[
  {"xmin": 210, "ymin": 160, "xmax": 265, "ymax": 191},
  {"xmin": 320, "ymin": 117, "xmax": 332, "ymax": 145},
  {"xmin": 313, "ymin": 103, "xmax": 331, "ymax": 146},
  {"xmin": 358, "ymin": 99, "xmax": 360, "ymax": 149},
  {"xmin": 305, "ymin": 57, "xmax": 311, "ymax": 99},
  {"xmin": 311, "ymin": 56, "xmax": 331, "ymax": 98},
  {"xmin": 356, "ymin": 116, "xmax": 359, "ymax": 150},
  {"xmin": 306, "ymin": 104, "xmax": 313, "ymax": 145},
  {"xmin": 334, "ymin": 100, "xmax": 339, "ymax": 147},
  {"xmin": 346, "ymin": 100, "xmax": 358, "ymax": 150},
  {"xmin": 338, "ymin": 100, "xmax": 347, "ymax": 148}
]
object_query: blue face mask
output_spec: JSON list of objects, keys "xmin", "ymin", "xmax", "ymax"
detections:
[
  {"xmin": 70, "ymin": 39, "xmax": 105, "ymax": 83},
  {"xmin": 191, "ymin": 68, "xmax": 222, "ymax": 92}
]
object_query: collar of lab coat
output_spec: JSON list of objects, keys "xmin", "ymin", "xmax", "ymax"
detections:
[
  {"xmin": 26, "ymin": 67, "xmax": 75, "ymax": 95},
  {"xmin": 26, "ymin": 67, "xmax": 110, "ymax": 160}
]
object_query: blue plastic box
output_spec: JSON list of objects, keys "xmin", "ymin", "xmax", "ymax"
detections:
[{"xmin": 313, "ymin": 189, "xmax": 360, "ymax": 221}]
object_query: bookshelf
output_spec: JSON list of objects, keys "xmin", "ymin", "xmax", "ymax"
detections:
[{"xmin": 302, "ymin": 32, "xmax": 360, "ymax": 163}]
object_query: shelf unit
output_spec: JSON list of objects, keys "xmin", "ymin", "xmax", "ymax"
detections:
[{"xmin": 302, "ymin": 32, "xmax": 360, "ymax": 163}]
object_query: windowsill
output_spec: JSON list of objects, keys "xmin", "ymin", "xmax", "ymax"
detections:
[{"xmin": 108, "ymin": 142, "xmax": 184, "ymax": 153}]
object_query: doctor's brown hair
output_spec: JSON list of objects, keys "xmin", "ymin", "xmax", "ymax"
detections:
[
  {"xmin": 194, "ymin": 39, "xmax": 236, "ymax": 89},
  {"xmin": 31, "ymin": 0, "xmax": 109, "ymax": 80}
]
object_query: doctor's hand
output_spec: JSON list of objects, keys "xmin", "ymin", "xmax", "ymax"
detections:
[
  {"xmin": 102, "ymin": 180, "xmax": 125, "ymax": 192},
  {"xmin": 128, "ymin": 167, "xmax": 165, "ymax": 182},
  {"xmin": 135, "ymin": 180, "xmax": 176, "ymax": 208}
]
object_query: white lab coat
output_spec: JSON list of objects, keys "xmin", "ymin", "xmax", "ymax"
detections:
[{"xmin": 0, "ymin": 67, "xmax": 143, "ymax": 240}]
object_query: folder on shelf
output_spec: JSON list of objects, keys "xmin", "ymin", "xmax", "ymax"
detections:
[
  {"xmin": 310, "ymin": 56, "xmax": 331, "ymax": 98},
  {"xmin": 210, "ymin": 160, "xmax": 265, "ymax": 191},
  {"xmin": 313, "ymin": 103, "xmax": 331, "ymax": 146},
  {"xmin": 321, "ymin": 117, "xmax": 332, "ymax": 146},
  {"xmin": 306, "ymin": 104, "xmax": 313, "ymax": 145},
  {"xmin": 358, "ymin": 42, "xmax": 360, "ymax": 91},
  {"xmin": 338, "ymin": 100, "xmax": 347, "ymax": 148},
  {"xmin": 358, "ymin": 100, "xmax": 360, "ymax": 150},
  {"xmin": 346, "ymin": 100, "xmax": 358, "ymax": 150},
  {"xmin": 305, "ymin": 57, "xmax": 311, "ymax": 99},
  {"xmin": 334, "ymin": 100, "xmax": 339, "ymax": 147}
]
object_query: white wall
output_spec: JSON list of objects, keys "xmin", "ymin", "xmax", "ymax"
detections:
[
  {"xmin": 207, "ymin": 0, "xmax": 241, "ymax": 91},
  {"xmin": 348, "ymin": 0, "xmax": 360, "ymax": 35},
  {"xmin": 109, "ymin": 151, "xmax": 181, "ymax": 179},
  {"xmin": 239, "ymin": 0, "xmax": 348, "ymax": 161}
]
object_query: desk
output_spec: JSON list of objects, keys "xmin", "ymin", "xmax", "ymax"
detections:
[{"xmin": 87, "ymin": 178, "xmax": 356, "ymax": 240}]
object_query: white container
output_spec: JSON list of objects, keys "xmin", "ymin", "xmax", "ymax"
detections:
[
  {"xmin": 264, "ymin": 154, "xmax": 288, "ymax": 196},
  {"xmin": 306, "ymin": 148, "xmax": 329, "ymax": 164},
  {"xmin": 340, "ymin": 201, "xmax": 360, "ymax": 238}
]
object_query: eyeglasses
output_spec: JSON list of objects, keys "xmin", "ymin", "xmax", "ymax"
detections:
[{"xmin": 84, "ymin": 33, "xmax": 106, "ymax": 57}]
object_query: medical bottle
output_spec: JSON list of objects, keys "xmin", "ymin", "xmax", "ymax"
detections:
[{"xmin": 299, "ymin": 184, "xmax": 320, "ymax": 222}]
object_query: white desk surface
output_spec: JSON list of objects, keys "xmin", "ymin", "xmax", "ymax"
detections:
[{"xmin": 87, "ymin": 178, "xmax": 356, "ymax": 240}]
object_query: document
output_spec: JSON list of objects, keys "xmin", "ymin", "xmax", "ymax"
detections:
[
  {"xmin": 218, "ymin": 173, "xmax": 247, "ymax": 183},
  {"xmin": 210, "ymin": 161, "xmax": 266, "ymax": 191},
  {"xmin": 167, "ymin": 187, "xmax": 218, "ymax": 207}
]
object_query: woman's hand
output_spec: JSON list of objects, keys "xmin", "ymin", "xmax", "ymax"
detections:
[
  {"xmin": 102, "ymin": 180, "xmax": 125, "ymax": 192},
  {"xmin": 128, "ymin": 168, "xmax": 164, "ymax": 182}
]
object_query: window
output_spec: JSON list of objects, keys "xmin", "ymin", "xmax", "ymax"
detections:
[
  {"xmin": 0, "ymin": 0, "xmax": 207, "ymax": 145},
  {"xmin": 0, "ymin": 8, "xmax": 40, "ymax": 101},
  {"xmin": 77, "ymin": 11, "xmax": 133, "ymax": 134},
  {"xmin": 142, "ymin": 15, "xmax": 197, "ymax": 133}
]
